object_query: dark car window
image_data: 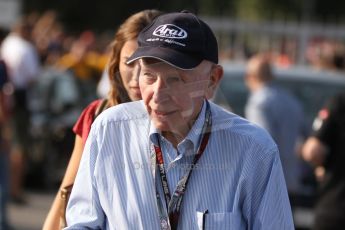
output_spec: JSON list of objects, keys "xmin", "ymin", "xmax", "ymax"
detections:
[
  {"xmin": 215, "ymin": 75, "xmax": 248, "ymax": 116},
  {"xmin": 276, "ymin": 78, "xmax": 345, "ymax": 127}
]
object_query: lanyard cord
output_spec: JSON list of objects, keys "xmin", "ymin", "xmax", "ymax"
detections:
[{"xmin": 152, "ymin": 101, "xmax": 212, "ymax": 230}]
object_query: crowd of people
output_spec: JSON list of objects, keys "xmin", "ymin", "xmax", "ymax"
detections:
[
  {"xmin": 0, "ymin": 10, "xmax": 111, "ymax": 230},
  {"xmin": 0, "ymin": 8, "xmax": 344, "ymax": 230},
  {"xmin": 219, "ymin": 37, "xmax": 345, "ymax": 72}
]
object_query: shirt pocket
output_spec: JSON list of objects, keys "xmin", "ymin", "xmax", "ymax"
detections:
[{"xmin": 196, "ymin": 211, "xmax": 244, "ymax": 230}]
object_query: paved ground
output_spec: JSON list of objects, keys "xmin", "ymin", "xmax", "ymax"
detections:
[
  {"xmin": 6, "ymin": 190, "xmax": 314, "ymax": 230},
  {"xmin": 8, "ymin": 190, "xmax": 55, "ymax": 230}
]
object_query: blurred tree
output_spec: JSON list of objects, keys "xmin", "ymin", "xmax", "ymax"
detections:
[
  {"xmin": 22, "ymin": 0, "xmax": 203, "ymax": 32},
  {"xmin": 21, "ymin": 0, "xmax": 345, "ymax": 31},
  {"xmin": 23, "ymin": 0, "xmax": 158, "ymax": 32},
  {"xmin": 233, "ymin": 0, "xmax": 345, "ymax": 23},
  {"xmin": 314, "ymin": 0, "xmax": 345, "ymax": 23},
  {"xmin": 198, "ymin": 0, "xmax": 235, "ymax": 16},
  {"xmin": 234, "ymin": 0, "xmax": 303, "ymax": 21}
]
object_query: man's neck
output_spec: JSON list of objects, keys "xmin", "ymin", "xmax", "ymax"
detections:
[
  {"xmin": 161, "ymin": 99, "xmax": 206, "ymax": 148},
  {"xmin": 162, "ymin": 116, "xmax": 196, "ymax": 148},
  {"xmin": 162, "ymin": 131, "xmax": 184, "ymax": 148}
]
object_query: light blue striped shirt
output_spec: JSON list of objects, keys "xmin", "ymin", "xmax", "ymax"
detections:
[{"xmin": 65, "ymin": 100, "xmax": 294, "ymax": 230}]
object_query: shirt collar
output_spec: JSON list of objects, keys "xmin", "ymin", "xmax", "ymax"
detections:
[{"xmin": 149, "ymin": 100, "xmax": 207, "ymax": 156}]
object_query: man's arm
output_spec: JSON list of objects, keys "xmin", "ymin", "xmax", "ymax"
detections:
[
  {"xmin": 250, "ymin": 149, "xmax": 294, "ymax": 229},
  {"xmin": 302, "ymin": 137, "xmax": 329, "ymax": 167},
  {"xmin": 65, "ymin": 130, "xmax": 105, "ymax": 229}
]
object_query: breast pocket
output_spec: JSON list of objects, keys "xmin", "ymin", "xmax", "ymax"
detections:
[{"xmin": 196, "ymin": 211, "xmax": 244, "ymax": 230}]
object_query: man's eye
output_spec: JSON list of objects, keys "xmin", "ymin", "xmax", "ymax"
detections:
[
  {"xmin": 166, "ymin": 77, "xmax": 181, "ymax": 84},
  {"xmin": 144, "ymin": 72, "xmax": 154, "ymax": 77},
  {"xmin": 143, "ymin": 73, "xmax": 156, "ymax": 81}
]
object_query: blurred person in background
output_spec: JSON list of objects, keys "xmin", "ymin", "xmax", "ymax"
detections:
[
  {"xmin": 97, "ymin": 67, "xmax": 110, "ymax": 98},
  {"xmin": 0, "ymin": 26, "xmax": 11, "ymax": 230},
  {"xmin": 30, "ymin": 10, "xmax": 64, "ymax": 64},
  {"xmin": 42, "ymin": 9, "xmax": 162, "ymax": 230},
  {"xmin": 302, "ymin": 92, "xmax": 345, "ymax": 230},
  {"xmin": 244, "ymin": 54, "xmax": 308, "ymax": 207},
  {"xmin": 57, "ymin": 30, "xmax": 107, "ymax": 107},
  {"xmin": 274, "ymin": 40, "xmax": 294, "ymax": 68},
  {"xmin": 306, "ymin": 39, "xmax": 345, "ymax": 72},
  {"xmin": 0, "ymin": 18, "xmax": 41, "ymax": 204},
  {"xmin": 96, "ymin": 39, "xmax": 114, "ymax": 98}
]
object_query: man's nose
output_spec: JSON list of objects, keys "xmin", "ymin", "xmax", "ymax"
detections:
[
  {"xmin": 153, "ymin": 77, "xmax": 170, "ymax": 103},
  {"xmin": 133, "ymin": 64, "xmax": 140, "ymax": 82}
]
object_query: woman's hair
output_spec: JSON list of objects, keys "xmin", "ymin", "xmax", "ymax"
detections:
[{"xmin": 107, "ymin": 9, "xmax": 162, "ymax": 106}]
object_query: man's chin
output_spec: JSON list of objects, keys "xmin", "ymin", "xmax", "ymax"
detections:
[{"xmin": 151, "ymin": 119, "xmax": 171, "ymax": 132}]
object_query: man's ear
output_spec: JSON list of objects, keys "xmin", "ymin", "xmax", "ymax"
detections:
[{"xmin": 206, "ymin": 64, "xmax": 223, "ymax": 99}]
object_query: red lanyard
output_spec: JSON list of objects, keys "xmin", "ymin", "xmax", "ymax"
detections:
[{"xmin": 152, "ymin": 100, "xmax": 212, "ymax": 230}]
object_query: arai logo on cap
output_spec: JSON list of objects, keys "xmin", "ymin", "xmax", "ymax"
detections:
[{"xmin": 153, "ymin": 24, "xmax": 187, "ymax": 39}]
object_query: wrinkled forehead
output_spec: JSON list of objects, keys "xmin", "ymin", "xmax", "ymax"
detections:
[
  {"xmin": 140, "ymin": 58, "xmax": 179, "ymax": 69},
  {"xmin": 140, "ymin": 58, "xmax": 164, "ymax": 67},
  {"xmin": 139, "ymin": 58, "xmax": 192, "ymax": 74},
  {"xmin": 139, "ymin": 58, "xmax": 212, "ymax": 76}
]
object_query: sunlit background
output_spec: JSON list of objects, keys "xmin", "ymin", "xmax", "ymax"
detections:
[{"xmin": 1, "ymin": 0, "xmax": 345, "ymax": 229}]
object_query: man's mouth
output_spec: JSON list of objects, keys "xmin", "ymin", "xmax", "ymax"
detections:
[{"xmin": 154, "ymin": 110, "xmax": 176, "ymax": 116}]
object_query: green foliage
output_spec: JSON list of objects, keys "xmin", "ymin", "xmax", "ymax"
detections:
[
  {"xmin": 234, "ymin": 0, "xmax": 303, "ymax": 21},
  {"xmin": 22, "ymin": 0, "xmax": 345, "ymax": 31},
  {"xmin": 197, "ymin": 0, "xmax": 235, "ymax": 16},
  {"xmin": 23, "ymin": 0, "xmax": 159, "ymax": 32}
]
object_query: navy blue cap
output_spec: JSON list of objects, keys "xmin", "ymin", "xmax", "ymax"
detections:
[{"xmin": 126, "ymin": 11, "xmax": 218, "ymax": 70}]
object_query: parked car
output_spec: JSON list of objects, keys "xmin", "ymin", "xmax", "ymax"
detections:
[
  {"xmin": 214, "ymin": 62, "xmax": 345, "ymax": 129},
  {"xmin": 27, "ymin": 68, "xmax": 85, "ymax": 189},
  {"xmin": 212, "ymin": 62, "xmax": 345, "ymax": 229}
]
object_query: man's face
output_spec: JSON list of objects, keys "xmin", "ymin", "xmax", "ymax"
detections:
[{"xmin": 139, "ymin": 59, "xmax": 214, "ymax": 136}]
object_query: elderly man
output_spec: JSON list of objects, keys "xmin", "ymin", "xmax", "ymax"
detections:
[{"xmin": 66, "ymin": 11, "xmax": 293, "ymax": 229}]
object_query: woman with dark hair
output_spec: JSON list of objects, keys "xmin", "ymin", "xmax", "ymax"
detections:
[{"xmin": 43, "ymin": 9, "xmax": 162, "ymax": 230}]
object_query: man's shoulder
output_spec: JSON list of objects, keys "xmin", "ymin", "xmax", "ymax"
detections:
[
  {"xmin": 210, "ymin": 102, "xmax": 277, "ymax": 150},
  {"xmin": 94, "ymin": 100, "xmax": 148, "ymax": 125}
]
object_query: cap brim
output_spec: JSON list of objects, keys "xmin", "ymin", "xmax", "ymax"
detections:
[{"xmin": 126, "ymin": 46, "xmax": 203, "ymax": 70}]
